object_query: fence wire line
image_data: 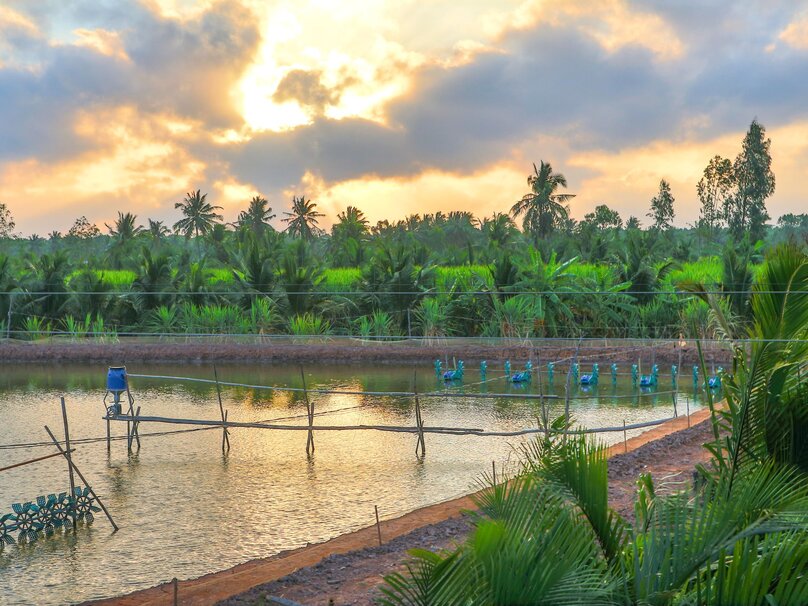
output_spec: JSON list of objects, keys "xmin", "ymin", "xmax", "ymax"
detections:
[
  {"xmin": 125, "ymin": 372, "xmax": 683, "ymax": 401},
  {"xmin": 0, "ymin": 413, "xmax": 681, "ymax": 453},
  {"xmin": 2, "ymin": 289, "xmax": 806, "ymax": 296}
]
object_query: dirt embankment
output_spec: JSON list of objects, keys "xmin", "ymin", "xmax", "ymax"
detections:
[
  {"xmin": 83, "ymin": 408, "xmax": 717, "ymax": 606},
  {"xmin": 0, "ymin": 339, "xmax": 729, "ymax": 368}
]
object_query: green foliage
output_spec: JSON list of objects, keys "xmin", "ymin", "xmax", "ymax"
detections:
[
  {"xmin": 288, "ymin": 312, "xmax": 331, "ymax": 336},
  {"xmin": 648, "ymin": 178, "xmax": 676, "ymax": 231}
]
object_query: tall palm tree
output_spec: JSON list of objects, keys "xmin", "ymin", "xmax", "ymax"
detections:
[
  {"xmin": 173, "ymin": 190, "xmax": 223, "ymax": 240},
  {"xmin": 511, "ymin": 161, "xmax": 575, "ymax": 240},
  {"xmin": 480, "ymin": 212, "xmax": 517, "ymax": 249},
  {"xmin": 237, "ymin": 196, "xmax": 275, "ymax": 235},
  {"xmin": 106, "ymin": 212, "xmax": 142, "ymax": 242},
  {"xmin": 282, "ymin": 196, "xmax": 324, "ymax": 240},
  {"xmin": 106, "ymin": 212, "xmax": 143, "ymax": 268},
  {"xmin": 331, "ymin": 206, "xmax": 370, "ymax": 266},
  {"xmin": 332, "ymin": 206, "xmax": 369, "ymax": 241}
]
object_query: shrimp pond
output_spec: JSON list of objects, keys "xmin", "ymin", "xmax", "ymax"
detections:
[{"xmin": 0, "ymin": 362, "xmax": 707, "ymax": 605}]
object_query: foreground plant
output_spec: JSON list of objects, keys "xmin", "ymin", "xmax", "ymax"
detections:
[{"xmin": 380, "ymin": 244, "xmax": 808, "ymax": 606}]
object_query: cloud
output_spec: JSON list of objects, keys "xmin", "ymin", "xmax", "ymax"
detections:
[
  {"xmin": 0, "ymin": 1, "xmax": 261, "ymax": 162},
  {"xmin": 779, "ymin": 12, "xmax": 808, "ymax": 49},
  {"xmin": 2, "ymin": 0, "xmax": 808, "ymax": 234},
  {"xmin": 272, "ymin": 69, "xmax": 342, "ymax": 113}
]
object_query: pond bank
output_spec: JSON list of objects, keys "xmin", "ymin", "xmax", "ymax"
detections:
[
  {"xmin": 0, "ymin": 339, "xmax": 728, "ymax": 367},
  {"xmin": 82, "ymin": 406, "xmax": 717, "ymax": 606}
]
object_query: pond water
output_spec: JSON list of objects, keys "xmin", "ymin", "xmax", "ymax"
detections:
[{"xmin": 0, "ymin": 362, "xmax": 705, "ymax": 605}]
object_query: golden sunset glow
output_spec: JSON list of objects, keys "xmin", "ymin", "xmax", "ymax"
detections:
[{"xmin": 0, "ymin": 0, "xmax": 806, "ymax": 234}]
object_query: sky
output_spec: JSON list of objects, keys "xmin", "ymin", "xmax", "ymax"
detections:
[{"xmin": 1, "ymin": 0, "xmax": 808, "ymax": 236}]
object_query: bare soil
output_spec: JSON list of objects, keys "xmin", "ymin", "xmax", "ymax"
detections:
[
  {"xmin": 216, "ymin": 418, "xmax": 716, "ymax": 606},
  {"xmin": 0, "ymin": 339, "xmax": 728, "ymax": 368}
]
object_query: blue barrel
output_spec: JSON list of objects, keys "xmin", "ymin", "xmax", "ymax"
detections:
[{"xmin": 107, "ymin": 367, "xmax": 128, "ymax": 392}]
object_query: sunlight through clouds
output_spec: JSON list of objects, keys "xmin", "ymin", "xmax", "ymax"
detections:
[{"xmin": 0, "ymin": 0, "xmax": 807, "ymax": 233}]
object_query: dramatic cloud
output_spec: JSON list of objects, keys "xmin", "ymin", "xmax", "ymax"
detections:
[{"xmin": 1, "ymin": 0, "xmax": 807, "ymax": 234}]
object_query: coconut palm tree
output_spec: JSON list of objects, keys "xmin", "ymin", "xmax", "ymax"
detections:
[
  {"xmin": 282, "ymin": 196, "xmax": 324, "ymax": 240},
  {"xmin": 237, "ymin": 196, "xmax": 275, "ymax": 235},
  {"xmin": 480, "ymin": 212, "xmax": 517, "ymax": 250},
  {"xmin": 106, "ymin": 212, "xmax": 143, "ymax": 268},
  {"xmin": 132, "ymin": 248, "xmax": 174, "ymax": 312},
  {"xmin": 511, "ymin": 161, "xmax": 575, "ymax": 240},
  {"xmin": 106, "ymin": 212, "xmax": 142, "ymax": 242},
  {"xmin": 147, "ymin": 219, "xmax": 170, "ymax": 242},
  {"xmin": 331, "ymin": 206, "xmax": 370, "ymax": 266},
  {"xmin": 173, "ymin": 190, "xmax": 223, "ymax": 240}
]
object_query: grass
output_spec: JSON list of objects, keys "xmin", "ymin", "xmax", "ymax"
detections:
[
  {"xmin": 665, "ymin": 257, "xmax": 723, "ymax": 289},
  {"xmin": 320, "ymin": 268, "xmax": 363, "ymax": 292},
  {"xmin": 67, "ymin": 269, "xmax": 137, "ymax": 288}
]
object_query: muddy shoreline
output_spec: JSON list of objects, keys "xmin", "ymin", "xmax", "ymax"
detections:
[{"xmin": 0, "ymin": 339, "xmax": 729, "ymax": 367}]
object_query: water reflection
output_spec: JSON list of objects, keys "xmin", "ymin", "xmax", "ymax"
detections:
[{"xmin": 0, "ymin": 362, "xmax": 704, "ymax": 605}]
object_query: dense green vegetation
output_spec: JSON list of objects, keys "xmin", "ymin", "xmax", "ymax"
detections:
[
  {"xmin": 0, "ymin": 120, "xmax": 805, "ymax": 339},
  {"xmin": 380, "ymin": 244, "xmax": 808, "ymax": 605}
]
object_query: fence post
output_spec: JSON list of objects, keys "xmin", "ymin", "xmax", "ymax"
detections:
[{"xmin": 6, "ymin": 292, "xmax": 12, "ymax": 340}]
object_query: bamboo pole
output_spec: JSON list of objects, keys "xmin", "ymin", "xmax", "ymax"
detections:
[
  {"xmin": 374, "ymin": 505, "xmax": 382, "ymax": 546},
  {"xmin": 300, "ymin": 368, "xmax": 315, "ymax": 455},
  {"xmin": 124, "ymin": 371, "xmax": 137, "ymax": 453},
  {"xmin": 414, "ymin": 393, "xmax": 425, "ymax": 457},
  {"xmin": 60, "ymin": 397, "xmax": 78, "ymax": 530},
  {"xmin": 106, "ymin": 413, "xmax": 674, "ymax": 436},
  {"xmin": 0, "ymin": 449, "xmax": 75, "ymax": 473},
  {"xmin": 44, "ymin": 425, "xmax": 118, "ymax": 532},
  {"xmin": 132, "ymin": 406, "xmax": 142, "ymax": 450},
  {"xmin": 623, "ymin": 419, "xmax": 628, "ymax": 453},
  {"xmin": 213, "ymin": 366, "xmax": 230, "ymax": 453}
]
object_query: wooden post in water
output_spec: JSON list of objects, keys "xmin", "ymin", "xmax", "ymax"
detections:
[
  {"xmin": 44, "ymin": 425, "xmax": 119, "ymax": 532},
  {"xmin": 106, "ymin": 415, "xmax": 111, "ymax": 454},
  {"xmin": 60, "ymin": 397, "xmax": 78, "ymax": 530},
  {"xmin": 132, "ymin": 406, "xmax": 142, "ymax": 451},
  {"xmin": 413, "ymin": 373, "xmax": 426, "ymax": 458},
  {"xmin": 172, "ymin": 577, "xmax": 178, "ymax": 606},
  {"xmin": 414, "ymin": 394, "xmax": 425, "ymax": 457},
  {"xmin": 214, "ymin": 366, "xmax": 230, "ymax": 453},
  {"xmin": 300, "ymin": 368, "xmax": 315, "ymax": 455},
  {"xmin": 124, "ymin": 371, "xmax": 139, "ymax": 454}
]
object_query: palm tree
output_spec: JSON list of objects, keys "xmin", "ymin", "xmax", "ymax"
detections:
[
  {"xmin": 282, "ymin": 196, "xmax": 324, "ymax": 240},
  {"xmin": 511, "ymin": 161, "xmax": 575, "ymax": 240},
  {"xmin": 480, "ymin": 212, "xmax": 517, "ymax": 249},
  {"xmin": 106, "ymin": 212, "xmax": 142, "ymax": 242},
  {"xmin": 132, "ymin": 247, "xmax": 174, "ymax": 312},
  {"xmin": 237, "ymin": 196, "xmax": 275, "ymax": 235},
  {"xmin": 332, "ymin": 206, "xmax": 369, "ymax": 240},
  {"xmin": 331, "ymin": 206, "xmax": 370, "ymax": 266},
  {"xmin": 147, "ymin": 219, "xmax": 170, "ymax": 242},
  {"xmin": 173, "ymin": 190, "xmax": 223, "ymax": 240},
  {"xmin": 106, "ymin": 212, "xmax": 143, "ymax": 268}
]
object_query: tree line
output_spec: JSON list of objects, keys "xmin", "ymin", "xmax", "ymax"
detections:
[{"xmin": 0, "ymin": 119, "xmax": 805, "ymax": 340}]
